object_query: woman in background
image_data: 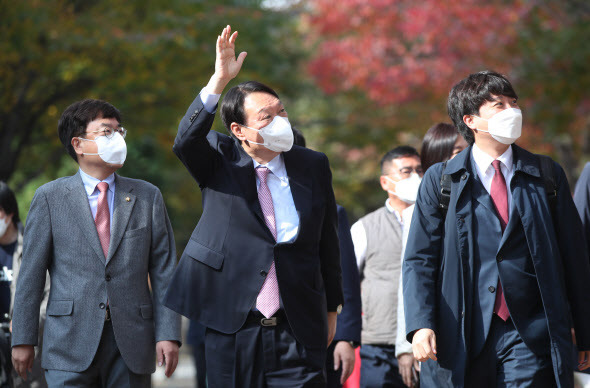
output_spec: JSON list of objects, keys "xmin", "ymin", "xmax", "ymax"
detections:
[{"xmin": 394, "ymin": 123, "xmax": 467, "ymax": 387}]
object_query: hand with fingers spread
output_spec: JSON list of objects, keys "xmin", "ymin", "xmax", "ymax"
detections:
[
  {"xmin": 12, "ymin": 345, "xmax": 35, "ymax": 381},
  {"xmin": 412, "ymin": 328, "xmax": 437, "ymax": 363},
  {"xmin": 156, "ymin": 340, "xmax": 180, "ymax": 378},
  {"xmin": 206, "ymin": 25, "xmax": 248, "ymax": 95}
]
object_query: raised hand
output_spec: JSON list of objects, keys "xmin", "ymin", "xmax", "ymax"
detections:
[{"xmin": 206, "ymin": 25, "xmax": 248, "ymax": 95}]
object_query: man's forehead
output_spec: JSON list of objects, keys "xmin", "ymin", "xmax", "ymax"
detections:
[
  {"xmin": 244, "ymin": 92, "xmax": 282, "ymax": 112},
  {"xmin": 392, "ymin": 155, "xmax": 421, "ymax": 166}
]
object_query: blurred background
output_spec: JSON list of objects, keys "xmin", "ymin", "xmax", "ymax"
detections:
[{"xmin": 2, "ymin": 0, "xmax": 590, "ymax": 385}]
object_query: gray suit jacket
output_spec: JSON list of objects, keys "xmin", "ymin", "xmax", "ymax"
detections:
[{"xmin": 11, "ymin": 172, "xmax": 181, "ymax": 374}]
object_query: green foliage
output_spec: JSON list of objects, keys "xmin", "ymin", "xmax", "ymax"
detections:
[{"xmin": 2, "ymin": 0, "xmax": 307, "ymax": 250}]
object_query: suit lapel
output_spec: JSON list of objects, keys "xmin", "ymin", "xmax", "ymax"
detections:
[
  {"xmin": 283, "ymin": 150, "xmax": 311, "ymax": 239},
  {"xmin": 233, "ymin": 143, "xmax": 265, "ymax": 225},
  {"xmin": 107, "ymin": 175, "xmax": 136, "ymax": 263},
  {"xmin": 66, "ymin": 172, "xmax": 106, "ymax": 263}
]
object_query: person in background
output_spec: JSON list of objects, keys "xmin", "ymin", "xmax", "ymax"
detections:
[
  {"xmin": 404, "ymin": 70, "xmax": 590, "ymax": 387},
  {"xmin": 0, "ymin": 182, "xmax": 49, "ymax": 388},
  {"xmin": 394, "ymin": 123, "xmax": 468, "ymax": 387},
  {"xmin": 350, "ymin": 146, "xmax": 423, "ymax": 388},
  {"xmin": 11, "ymin": 99, "xmax": 181, "ymax": 387},
  {"xmin": 292, "ymin": 127, "xmax": 362, "ymax": 387}
]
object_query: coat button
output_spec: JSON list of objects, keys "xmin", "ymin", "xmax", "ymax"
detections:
[
  {"xmin": 461, "ymin": 311, "xmax": 465, "ymax": 318},
  {"xmin": 260, "ymin": 270, "xmax": 267, "ymax": 277},
  {"xmin": 105, "ymin": 275, "xmax": 111, "ymax": 281},
  {"xmin": 461, "ymin": 174, "xmax": 468, "ymax": 180},
  {"xmin": 497, "ymin": 256, "xmax": 503, "ymax": 262},
  {"xmin": 99, "ymin": 303, "xmax": 106, "ymax": 309},
  {"xmin": 488, "ymin": 286, "xmax": 496, "ymax": 293}
]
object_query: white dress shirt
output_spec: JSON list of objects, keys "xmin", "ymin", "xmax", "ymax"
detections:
[
  {"xmin": 254, "ymin": 154, "xmax": 299, "ymax": 243},
  {"xmin": 350, "ymin": 199, "xmax": 403, "ymax": 269},
  {"xmin": 79, "ymin": 168, "xmax": 116, "ymax": 227},
  {"xmin": 471, "ymin": 143, "xmax": 514, "ymax": 210},
  {"xmin": 200, "ymin": 88, "xmax": 221, "ymax": 114}
]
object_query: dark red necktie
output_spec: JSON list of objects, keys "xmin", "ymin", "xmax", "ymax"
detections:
[{"xmin": 490, "ymin": 160, "xmax": 510, "ymax": 321}]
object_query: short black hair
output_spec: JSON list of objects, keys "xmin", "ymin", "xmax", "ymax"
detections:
[
  {"xmin": 220, "ymin": 81, "xmax": 280, "ymax": 139},
  {"xmin": 380, "ymin": 146, "xmax": 420, "ymax": 175},
  {"xmin": 0, "ymin": 181, "xmax": 20, "ymax": 226},
  {"xmin": 292, "ymin": 126, "xmax": 306, "ymax": 148},
  {"xmin": 447, "ymin": 70, "xmax": 518, "ymax": 145},
  {"xmin": 58, "ymin": 99, "xmax": 122, "ymax": 162},
  {"xmin": 421, "ymin": 123, "xmax": 459, "ymax": 171}
]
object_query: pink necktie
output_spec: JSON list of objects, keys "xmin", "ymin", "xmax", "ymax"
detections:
[
  {"xmin": 490, "ymin": 160, "xmax": 510, "ymax": 321},
  {"xmin": 255, "ymin": 167, "xmax": 280, "ymax": 318},
  {"xmin": 95, "ymin": 182, "xmax": 110, "ymax": 259}
]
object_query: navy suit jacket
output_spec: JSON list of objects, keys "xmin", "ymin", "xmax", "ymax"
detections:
[
  {"xmin": 333, "ymin": 205, "xmax": 361, "ymax": 344},
  {"xmin": 403, "ymin": 145, "xmax": 590, "ymax": 387},
  {"xmin": 164, "ymin": 95, "xmax": 343, "ymax": 349}
]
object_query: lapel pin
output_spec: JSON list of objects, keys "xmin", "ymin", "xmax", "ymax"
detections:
[{"xmin": 125, "ymin": 197, "xmax": 130, "ymax": 202}]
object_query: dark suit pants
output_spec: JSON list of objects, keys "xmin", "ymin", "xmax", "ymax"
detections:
[
  {"xmin": 205, "ymin": 311, "xmax": 326, "ymax": 387},
  {"xmin": 44, "ymin": 320, "xmax": 150, "ymax": 388},
  {"xmin": 359, "ymin": 344, "xmax": 405, "ymax": 388},
  {"xmin": 465, "ymin": 315, "xmax": 558, "ymax": 388}
]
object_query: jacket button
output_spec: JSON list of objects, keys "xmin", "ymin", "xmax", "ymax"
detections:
[
  {"xmin": 99, "ymin": 303, "xmax": 106, "ymax": 309},
  {"xmin": 105, "ymin": 275, "xmax": 111, "ymax": 281},
  {"xmin": 260, "ymin": 270, "xmax": 267, "ymax": 277},
  {"xmin": 488, "ymin": 286, "xmax": 496, "ymax": 293},
  {"xmin": 461, "ymin": 174, "xmax": 468, "ymax": 180},
  {"xmin": 497, "ymin": 256, "xmax": 503, "ymax": 262},
  {"xmin": 461, "ymin": 311, "xmax": 465, "ymax": 318}
]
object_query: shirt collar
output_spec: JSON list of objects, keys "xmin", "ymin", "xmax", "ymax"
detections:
[
  {"xmin": 472, "ymin": 143, "xmax": 513, "ymax": 175},
  {"xmin": 385, "ymin": 199, "xmax": 403, "ymax": 224},
  {"xmin": 253, "ymin": 154, "xmax": 287, "ymax": 181},
  {"xmin": 79, "ymin": 168, "xmax": 116, "ymax": 196}
]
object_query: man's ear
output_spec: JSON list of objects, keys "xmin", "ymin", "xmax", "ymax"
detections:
[
  {"xmin": 379, "ymin": 175, "xmax": 391, "ymax": 192},
  {"xmin": 230, "ymin": 122, "xmax": 247, "ymax": 141},
  {"xmin": 463, "ymin": 114, "xmax": 477, "ymax": 130},
  {"xmin": 71, "ymin": 137, "xmax": 84, "ymax": 156}
]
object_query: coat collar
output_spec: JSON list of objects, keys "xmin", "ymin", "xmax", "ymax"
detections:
[
  {"xmin": 65, "ymin": 172, "xmax": 136, "ymax": 264},
  {"xmin": 444, "ymin": 144, "xmax": 541, "ymax": 178},
  {"xmin": 107, "ymin": 174, "xmax": 136, "ymax": 263},
  {"xmin": 66, "ymin": 172, "xmax": 106, "ymax": 263}
]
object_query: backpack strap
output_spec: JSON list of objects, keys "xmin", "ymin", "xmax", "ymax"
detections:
[
  {"xmin": 537, "ymin": 154, "xmax": 557, "ymax": 219},
  {"xmin": 439, "ymin": 161, "xmax": 451, "ymax": 218}
]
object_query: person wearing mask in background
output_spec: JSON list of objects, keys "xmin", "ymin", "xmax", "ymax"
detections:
[
  {"xmin": 163, "ymin": 26, "xmax": 343, "ymax": 387},
  {"xmin": 0, "ymin": 182, "xmax": 49, "ymax": 388},
  {"xmin": 292, "ymin": 127, "xmax": 362, "ymax": 388},
  {"xmin": 404, "ymin": 70, "xmax": 590, "ymax": 387},
  {"xmin": 394, "ymin": 123, "xmax": 468, "ymax": 387},
  {"xmin": 350, "ymin": 146, "xmax": 423, "ymax": 388},
  {"xmin": 11, "ymin": 99, "xmax": 181, "ymax": 387}
]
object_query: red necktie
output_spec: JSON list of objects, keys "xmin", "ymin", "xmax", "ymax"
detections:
[
  {"xmin": 255, "ymin": 167, "xmax": 280, "ymax": 318},
  {"xmin": 95, "ymin": 182, "xmax": 110, "ymax": 259},
  {"xmin": 490, "ymin": 160, "xmax": 510, "ymax": 321}
]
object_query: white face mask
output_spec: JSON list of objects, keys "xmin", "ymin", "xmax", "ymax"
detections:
[
  {"xmin": 473, "ymin": 108, "xmax": 522, "ymax": 145},
  {"xmin": 385, "ymin": 174, "xmax": 422, "ymax": 204},
  {"xmin": 0, "ymin": 216, "xmax": 10, "ymax": 238},
  {"xmin": 241, "ymin": 116, "xmax": 294, "ymax": 152},
  {"xmin": 79, "ymin": 132, "xmax": 127, "ymax": 165}
]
